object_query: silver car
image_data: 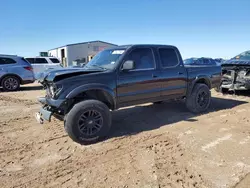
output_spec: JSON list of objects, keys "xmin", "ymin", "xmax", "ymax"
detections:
[{"xmin": 0, "ymin": 55, "xmax": 35, "ymax": 91}]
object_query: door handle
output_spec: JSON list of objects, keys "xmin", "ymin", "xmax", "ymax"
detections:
[
  {"xmin": 152, "ymin": 74, "xmax": 158, "ymax": 78},
  {"xmin": 178, "ymin": 72, "xmax": 184, "ymax": 75}
]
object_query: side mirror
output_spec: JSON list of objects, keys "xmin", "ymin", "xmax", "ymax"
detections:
[{"xmin": 122, "ymin": 60, "xmax": 135, "ymax": 71}]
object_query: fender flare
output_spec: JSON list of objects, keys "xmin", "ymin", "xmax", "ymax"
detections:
[
  {"xmin": 188, "ymin": 75, "xmax": 211, "ymax": 95},
  {"xmin": 66, "ymin": 83, "xmax": 116, "ymax": 109}
]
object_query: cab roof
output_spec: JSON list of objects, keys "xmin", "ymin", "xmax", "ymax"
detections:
[{"xmin": 108, "ymin": 44, "xmax": 177, "ymax": 50}]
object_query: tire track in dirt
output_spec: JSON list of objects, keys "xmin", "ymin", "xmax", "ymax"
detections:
[
  {"xmin": 3, "ymin": 86, "xmax": 250, "ymax": 188},
  {"xmin": 0, "ymin": 129, "xmax": 204, "ymax": 188},
  {"xmin": 151, "ymin": 138, "xmax": 209, "ymax": 188}
]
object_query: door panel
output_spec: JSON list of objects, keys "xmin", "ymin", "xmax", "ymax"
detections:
[
  {"xmin": 117, "ymin": 70, "xmax": 161, "ymax": 105},
  {"xmin": 0, "ymin": 57, "xmax": 15, "ymax": 79},
  {"xmin": 0, "ymin": 64, "xmax": 6, "ymax": 79},
  {"xmin": 160, "ymin": 66, "xmax": 188, "ymax": 97},
  {"xmin": 157, "ymin": 48, "xmax": 188, "ymax": 98},
  {"xmin": 117, "ymin": 47, "xmax": 162, "ymax": 106}
]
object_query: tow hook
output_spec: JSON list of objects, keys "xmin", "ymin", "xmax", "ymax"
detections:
[{"xmin": 35, "ymin": 112, "xmax": 44, "ymax": 124}]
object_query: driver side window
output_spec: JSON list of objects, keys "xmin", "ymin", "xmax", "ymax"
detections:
[{"xmin": 127, "ymin": 48, "xmax": 155, "ymax": 70}]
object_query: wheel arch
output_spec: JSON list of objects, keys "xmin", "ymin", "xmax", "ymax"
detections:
[
  {"xmin": 66, "ymin": 84, "xmax": 116, "ymax": 111},
  {"xmin": 188, "ymin": 76, "xmax": 211, "ymax": 95}
]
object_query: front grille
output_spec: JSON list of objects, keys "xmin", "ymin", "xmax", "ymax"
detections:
[{"xmin": 221, "ymin": 80, "xmax": 232, "ymax": 85}]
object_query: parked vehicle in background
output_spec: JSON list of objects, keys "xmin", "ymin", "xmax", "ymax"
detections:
[
  {"xmin": 184, "ymin": 57, "xmax": 218, "ymax": 66},
  {"xmin": 220, "ymin": 50, "xmax": 250, "ymax": 91},
  {"xmin": 25, "ymin": 57, "xmax": 62, "ymax": 79},
  {"xmin": 72, "ymin": 58, "xmax": 88, "ymax": 68},
  {"xmin": 214, "ymin": 58, "xmax": 225, "ymax": 64},
  {"xmin": 0, "ymin": 54, "xmax": 35, "ymax": 91},
  {"xmin": 35, "ymin": 44, "xmax": 221, "ymax": 144}
]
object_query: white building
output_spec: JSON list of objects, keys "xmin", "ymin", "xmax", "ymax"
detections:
[{"xmin": 48, "ymin": 40, "xmax": 117, "ymax": 67}]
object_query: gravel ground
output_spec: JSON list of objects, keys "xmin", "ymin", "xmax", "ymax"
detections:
[{"xmin": 0, "ymin": 84, "xmax": 250, "ymax": 188}]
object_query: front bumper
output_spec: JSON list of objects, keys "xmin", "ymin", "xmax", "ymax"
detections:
[
  {"xmin": 35, "ymin": 97, "xmax": 66, "ymax": 124},
  {"xmin": 37, "ymin": 97, "xmax": 65, "ymax": 107},
  {"xmin": 35, "ymin": 107, "xmax": 52, "ymax": 123},
  {"xmin": 221, "ymin": 78, "xmax": 250, "ymax": 90}
]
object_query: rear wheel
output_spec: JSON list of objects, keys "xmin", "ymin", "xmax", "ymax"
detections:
[
  {"xmin": 186, "ymin": 84, "xmax": 211, "ymax": 113},
  {"xmin": 64, "ymin": 100, "xmax": 112, "ymax": 145},
  {"xmin": 1, "ymin": 76, "xmax": 20, "ymax": 91}
]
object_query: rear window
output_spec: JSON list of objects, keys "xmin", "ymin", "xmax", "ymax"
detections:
[
  {"xmin": 21, "ymin": 58, "xmax": 31, "ymax": 64},
  {"xmin": 35, "ymin": 58, "xmax": 48, "ymax": 64},
  {"xmin": 0, "ymin": 57, "xmax": 16, "ymax": 64},
  {"xmin": 26, "ymin": 58, "xmax": 35, "ymax": 64},
  {"xmin": 49, "ymin": 58, "xmax": 60, "ymax": 63},
  {"xmin": 26, "ymin": 58, "xmax": 48, "ymax": 64},
  {"xmin": 158, "ymin": 48, "xmax": 179, "ymax": 67}
]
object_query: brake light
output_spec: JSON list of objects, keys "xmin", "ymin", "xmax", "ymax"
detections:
[{"xmin": 24, "ymin": 66, "xmax": 33, "ymax": 71}]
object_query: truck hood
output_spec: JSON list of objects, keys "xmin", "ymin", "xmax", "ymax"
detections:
[
  {"xmin": 38, "ymin": 68, "xmax": 103, "ymax": 83},
  {"xmin": 221, "ymin": 59, "xmax": 250, "ymax": 67}
]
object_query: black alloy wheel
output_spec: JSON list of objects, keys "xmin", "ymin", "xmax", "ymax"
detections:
[{"xmin": 78, "ymin": 110, "xmax": 104, "ymax": 137}]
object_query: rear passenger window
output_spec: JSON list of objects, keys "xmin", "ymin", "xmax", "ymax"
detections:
[
  {"xmin": 35, "ymin": 58, "xmax": 48, "ymax": 64},
  {"xmin": 0, "ymin": 57, "xmax": 16, "ymax": 64},
  {"xmin": 127, "ymin": 48, "xmax": 155, "ymax": 70},
  {"xmin": 159, "ymin": 48, "xmax": 179, "ymax": 67}
]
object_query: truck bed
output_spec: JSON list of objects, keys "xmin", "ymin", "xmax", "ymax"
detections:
[{"xmin": 185, "ymin": 64, "xmax": 222, "ymax": 89}]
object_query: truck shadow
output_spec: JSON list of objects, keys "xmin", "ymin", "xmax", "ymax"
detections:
[
  {"xmin": 109, "ymin": 97, "xmax": 247, "ymax": 139},
  {"xmin": 20, "ymin": 85, "xmax": 43, "ymax": 91},
  {"xmin": 223, "ymin": 90, "xmax": 250, "ymax": 97}
]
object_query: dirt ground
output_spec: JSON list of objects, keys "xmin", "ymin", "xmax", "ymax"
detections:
[{"xmin": 0, "ymin": 84, "xmax": 250, "ymax": 188}]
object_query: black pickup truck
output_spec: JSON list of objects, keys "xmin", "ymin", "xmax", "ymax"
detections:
[{"xmin": 36, "ymin": 45, "xmax": 221, "ymax": 144}]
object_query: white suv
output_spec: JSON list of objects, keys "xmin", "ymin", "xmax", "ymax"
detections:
[{"xmin": 25, "ymin": 57, "xmax": 62, "ymax": 79}]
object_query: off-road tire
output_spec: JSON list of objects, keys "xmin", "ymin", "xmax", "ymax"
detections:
[
  {"xmin": 1, "ymin": 76, "xmax": 20, "ymax": 91},
  {"xmin": 186, "ymin": 84, "xmax": 211, "ymax": 113},
  {"xmin": 64, "ymin": 100, "xmax": 112, "ymax": 145}
]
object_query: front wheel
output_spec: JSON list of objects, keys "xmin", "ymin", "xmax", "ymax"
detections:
[
  {"xmin": 186, "ymin": 84, "xmax": 211, "ymax": 113},
  {"xmin": 64, "ymin": 100, "xmax": 112, "ymax": 145}
]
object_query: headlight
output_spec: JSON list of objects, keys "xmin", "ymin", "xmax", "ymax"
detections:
[{"xmin": 49, "ymin": 84, "xmax": 62, "ymax": 98}]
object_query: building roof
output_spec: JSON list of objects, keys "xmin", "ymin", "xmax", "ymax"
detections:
[{"xmin": 48, "ymin": 40, "xmax": 118, "ymax": 51}]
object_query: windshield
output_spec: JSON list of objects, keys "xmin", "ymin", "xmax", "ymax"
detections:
[
  {"xmin": 233, "ymin": 50, "xmax": 250, "ymax": 60},
  {"xmin": 83, "ymin": 48, "xmax": 126, "ymax": 70}
]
